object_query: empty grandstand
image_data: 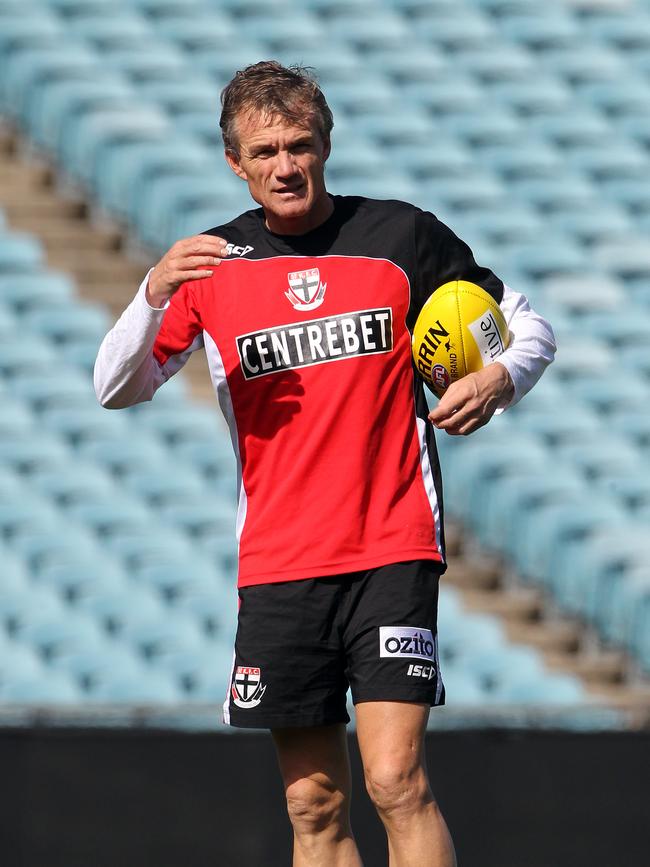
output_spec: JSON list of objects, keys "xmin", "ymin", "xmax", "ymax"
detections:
[{"xmin": 0, "ymin": 0, "xmax": 649, "ymax": 727}]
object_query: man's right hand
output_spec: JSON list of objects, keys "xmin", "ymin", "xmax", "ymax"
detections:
[{"xmin": 146, "ymin": 234, "xmax": 229, "ymax": 307}]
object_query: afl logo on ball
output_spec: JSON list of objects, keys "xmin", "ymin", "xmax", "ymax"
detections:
[
  {"xmin": 232, "ymin": 665, "xmax": 267, "ymax": 709},
  {"xmin": 431, "ymin": 364, "xmax": 450, "ymax": 392}
]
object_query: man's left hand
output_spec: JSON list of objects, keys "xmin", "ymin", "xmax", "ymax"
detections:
[{"xmin": 427, "ymin": 362, "xmax": 514, "ymax": 436}]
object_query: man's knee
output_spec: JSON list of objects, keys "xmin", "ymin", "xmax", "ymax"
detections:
[
  {"xmin": 364, "ymin": 759, "xmax": 433, "ymax": 821},
  {"xmin": 285, "ymin": 777, "xmax": 347, "ymax": 836}
]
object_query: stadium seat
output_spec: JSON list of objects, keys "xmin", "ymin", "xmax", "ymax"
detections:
[
  {"xmin": 0, "ymin": 233, "xmax": 44, "ymax": 272},
  {"xmin": 2, "ymin": 44, "xmax": 101, "ymax": 122},
  {"xmin": 501, "ymin": 674, "xmax": 586, "ymax": 705},
  {"xmin": 0, "ymin": 672, "xmax": 84, "ymax": 703},
  {"xmin": 483, "ymin": 77, "xmax": 573, "ymax": 115},
  {"xmin": 33, "ymin": 77, "xmax": 136, "ymax": 153},
  {"xmin": 0, "ymin": 271, "xmax": 76, "ymax": 311},
  {"xmin": 66, "ymin": 10, "xmax": 153, "ymax": 49}
]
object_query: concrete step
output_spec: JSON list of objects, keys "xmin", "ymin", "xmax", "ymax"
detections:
[
  {"xmin": 460, "ymin": 586, "xmax": 544, "ymax": 624},
  {"xmin": 8, "ymin": 215, "xmax": 122, "ymax": 253},
  {"xmin": 445, "ymin": 554, "xmax": 503, "ymax": 590},
  {"xmin": 1, "ymin": 189, "xmax": 86, "ymax": 220},
  {"xmin": 505, "ymin": 619, "xmax": 582, "ymax": 654},
  {"xmin": 544, "ymin": 649, "xmax": 628, "ymax": 686},
  {"xmin": 47, "ymin": 251, "xmax": 149, "ymax": 287}
]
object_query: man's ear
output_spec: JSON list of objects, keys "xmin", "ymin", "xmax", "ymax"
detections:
[
  {"xmin": 225, "ymin": 148, "xmax": 247, "ymax": 181},
  {"xmin": 322, "ymin": 137, "xmax": 331, "ymax": 164}
]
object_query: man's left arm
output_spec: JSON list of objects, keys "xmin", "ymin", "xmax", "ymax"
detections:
[{"xmin": 428, "ymin": 284, "xmax": 556, "ymax": 436}]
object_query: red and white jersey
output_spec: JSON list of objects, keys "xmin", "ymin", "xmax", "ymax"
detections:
[{"xmin": 95, "ymin": 197, "xmax": 556, "ymax": 587}]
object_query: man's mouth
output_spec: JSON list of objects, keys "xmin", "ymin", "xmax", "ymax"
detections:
[{"xmin": 275, "ymin": 183, "xmax": 304, "ymax": 195}]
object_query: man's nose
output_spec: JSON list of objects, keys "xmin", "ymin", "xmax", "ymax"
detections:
[{"xmin": 275, "ymin": 150, "xmax": 297, "ymax": 177}]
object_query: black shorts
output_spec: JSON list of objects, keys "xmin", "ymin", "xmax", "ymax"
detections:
[{"xmin": 223, "ymin": 560, "xmax": 445, "ymax": 729}]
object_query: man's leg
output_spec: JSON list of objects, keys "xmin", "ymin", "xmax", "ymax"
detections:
[
  {"xmin": 272, "ymin": 723, "xmax": 363, "ymax": 867},
  {"xmin": 355, "ymin": 701, "xmax": 456, "ymax": 867}
]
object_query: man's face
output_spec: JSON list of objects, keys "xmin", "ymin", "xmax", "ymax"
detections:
[{"xmin": 225, "ymin": 110, "xmax": 332, "ymax": 235}]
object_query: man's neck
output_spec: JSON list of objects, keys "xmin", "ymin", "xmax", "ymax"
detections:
[{"xmin": 264, "ymin": 194, "xmax": 334, "ymax": 236}]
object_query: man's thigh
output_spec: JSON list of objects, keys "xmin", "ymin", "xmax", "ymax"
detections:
[
  {"xmin": 343, "ymin": 560, "xmax": 445, "ymax": 708},
  {"xmin": 224, "ymin": 577, "xmax": 350, "ymax": 729}
]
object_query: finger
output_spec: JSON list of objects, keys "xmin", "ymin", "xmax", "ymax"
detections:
[
  {"xmin": 180, "ymin": 235, "xmax": 229, "ymax": 255},
  {"xmin": 175, "ymin": 255, "xmax": 225, "ymax": 270},
  {"xmin": 178, "ymin": 269, "xmax": 215, "ymax": 281}
]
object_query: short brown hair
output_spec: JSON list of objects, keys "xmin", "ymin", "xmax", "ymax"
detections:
[{"xmin": 220, "ymin": 61, "xmax": 334, "ymax": 156}]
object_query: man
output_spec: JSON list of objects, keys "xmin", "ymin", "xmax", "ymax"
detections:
[{"xmin": 95, "ymin": 62, "xmax": 555, "ymax": 866}]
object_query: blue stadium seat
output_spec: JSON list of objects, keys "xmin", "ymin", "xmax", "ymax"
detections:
[
  {"xmin": 95, "ymin": 136, "xmax": 215, "ymax": 218},
  {"xmin": 36, "ymin": 558, "xmax": 129, "ymax": 603},
  {"xmin": 66, "ymin": 10, "xmax": 153, "ymax": 49},
  {"xmin": 497, "ymin": 10, "xmax": 581, "ymax": 49},
  {"xmin": 483, "ymin": 76, "xmax": 573, "ymax": 115},
  {"xmin": 0, "ymin": 338, "xmax": 59, "ymax": 377},
  {"xmin": 134, "ymin": 559, "xmax": 220, "ymax": 602},
  {"xmin": 22, "ymin": 303, "xmax": 111, "ymax": 345},
  {"xmin": 120, "ymin": 465, "xmax": 206, "ymax": 506},
  {"xmin": 12, "ymin": 525, "xmax": 103, "ymax": 575},
  {"xmin": 359, "ymin": 46, "xmax": 446, "ymax": 83},
  {"xmin": 475, "ymin": 141, "xmax": 563, "ymax": 180},
  {"xmin": 563, "ymin": 142, "xmax": 649, "ymax": 181},
  {"xmin": 190, "ymin": 42, "xmax": 271, "ymax": 82},
  {"xmin": 449, "ymin": 42, "xmax": 535, "ymax": 82},
  {"xmin": 0, "ymin": 12, "xmax": 65, "ymax": 62},
  {"xmin": 28, "ymin": 461, "xmax": 118, "ymax": 506},
  {"xmin": 436, "ymin": 110, "xmax": 522, "ymax": 146},
  {"xmin": 0, "ymin": 432, "xmax": 71, "ymax": 475},
  {"xmin": 577, "ymin": 79, "xmax": 650, "ymax": 117},
  {"xmin": 159, "ymin": 497, "xmax": 235, "ymax": 539},
  {"xmin": 501, "ymin": 674, "xmax": 586, "ymax": 704},
  {"xmin": 418, "ymin": 13, "xmax": 495, "ymax": 49},
  {"xmin": 77, "ymin": 435, "xmax": 171, "ymax": 476},
  {"xmin": 2, "ymin": 44, "xmax": 100, "ymax": 121},
  {"xmin": 546, "ymin": 208, "xmax": 632, "ymax": 246},
  {"xmin": 0, "ymin": 672, "xmax": 84, "ymax": 703},
  {"xmin": 322, "ymin": 9, "xmax": 411, "ymax": 50},
  {"xmin": 541, "ymin": 44, "xmax": 626, "ymax": 85},
  {"xmin": 0, "ymin": 233, "xmax": 44, "ymax": 273},
  {"xmin": 7, "ymin": 369, "xmax": 94, "ymax": 410},
  {"xmin": 62, "ymin": 106, "xmax": 172, "ymax": 185},
  {"xmin": 33, "ymin": 77, "xmax": 135, "ymax": 153},
  {"xmin": 583, "ymin": 11, "xmax": 650, "ymax": 49},
  {"xmin": 88, "ymin": 669, "xmax": 182, "ymax": 703},
  {"xmin": 52, "ymin": 644, "xmax": 148, "ymax": 694},
  {"xmin": 0, "ymin": 271, "xmax": 76, "ymax": 311}
]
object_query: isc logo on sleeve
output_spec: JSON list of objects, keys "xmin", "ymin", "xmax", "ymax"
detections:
[{"xmin": 379, "ymin": 626, "xmax": 435, "ymax": 661}]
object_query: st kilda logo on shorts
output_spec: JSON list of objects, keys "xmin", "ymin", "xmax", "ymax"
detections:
[
  {"xmin": 232, "ymin": 665, "xmax": 266, "ymax": 709},
  {"xmin": 379, "ymin": 626, "xmax": 436, "ymax": 661},
  {"xmin": 285, "ymin": 267, "xmax": 327, "ymax": 311}
]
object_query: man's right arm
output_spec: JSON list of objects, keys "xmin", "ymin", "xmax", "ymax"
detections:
[
  {"xmin": 93, "ymin": 234, "xmax": 228, "ymax": 409},
  {"xmin": 94, "ymin": 269, "xmax": 172, "ymax": 408}
]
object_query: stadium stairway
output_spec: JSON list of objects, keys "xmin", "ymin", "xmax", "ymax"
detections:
[
  {"xmin": 1, "ymin": 118, "xmax": 648, "ymax": 718},
  {"xmin": 0, "ymin": 120, "xmax": 216, "ymax": 402}
]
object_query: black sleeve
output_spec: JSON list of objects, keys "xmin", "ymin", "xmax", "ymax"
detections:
[{"xmin": 410, "ymin": 209, "xmax": 504, "ymax": 327}]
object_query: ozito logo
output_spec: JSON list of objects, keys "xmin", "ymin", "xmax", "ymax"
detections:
[{"xmin": 379, "ymin": 626, "xmax": 436, "ymax": 661}]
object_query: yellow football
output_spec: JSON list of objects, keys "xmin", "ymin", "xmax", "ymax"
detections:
[{"xmin": 412, "ymin": 280, "xmax": 510, "ymax": 398}]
